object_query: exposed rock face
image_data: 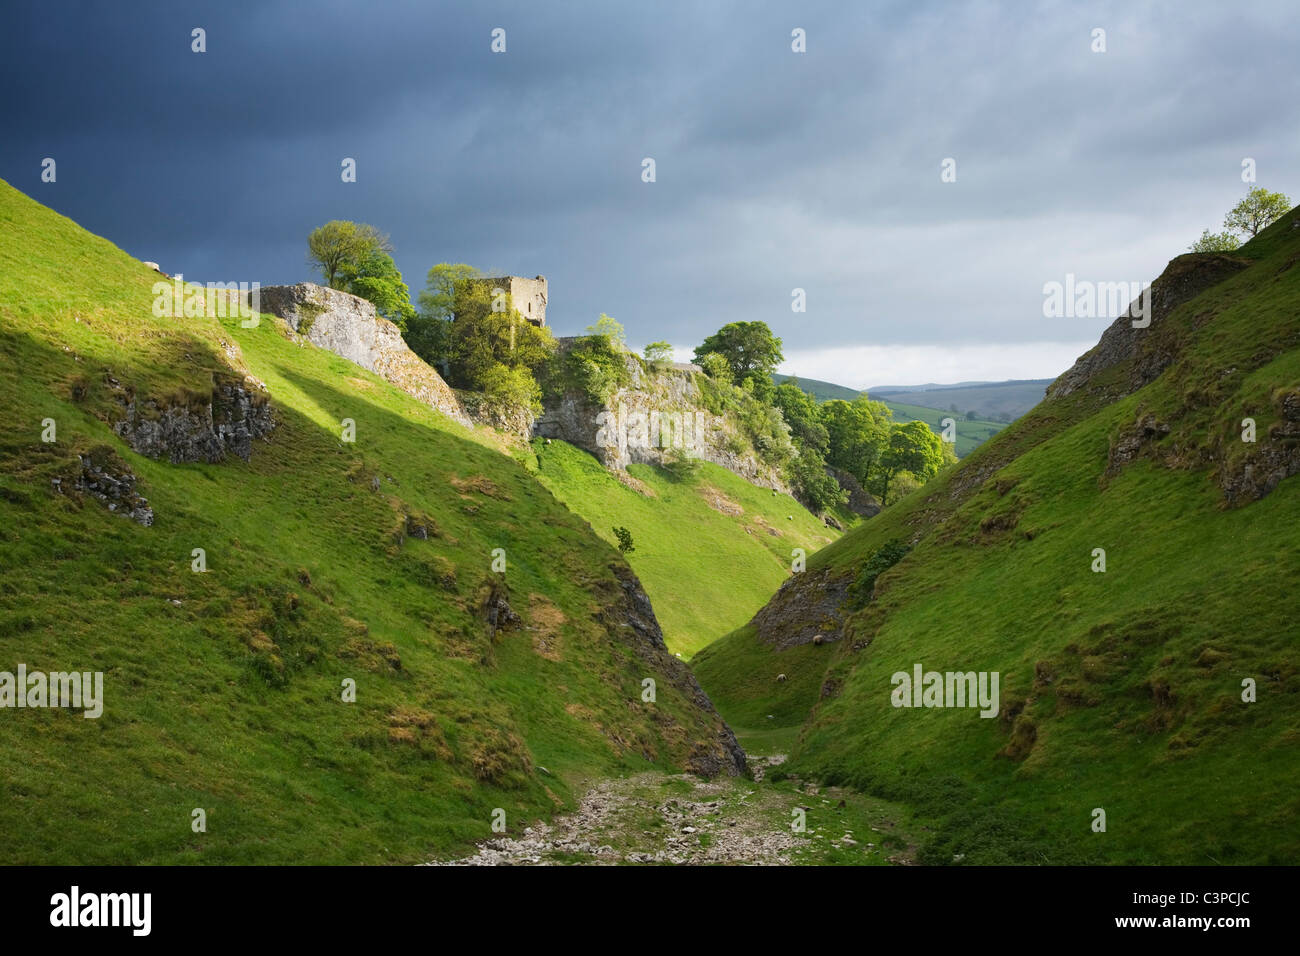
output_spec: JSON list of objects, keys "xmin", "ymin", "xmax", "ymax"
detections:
[
  {"xmin": 459, "ymin": 390, "xmax": 535, "ymax": 439},
  {"xmin": 1048, "ymin": 254, "xmax": 1250, "ymax": 402},
  {"xmin": 1219, "ymin": 388, "xmax": 1300, "ymax": 505},
  {"xmin": 750, "ymin": 565, "xmax": 851, "ymax": 650},
  {"xmin": 112, "ymin": 372, "xmax": 274, "ymax": 464},
  {"xmin": 53, "ymin": 450, "xmax": 154, "ymax": 526},
  {"xmin": 826, "ymin": 466, "xmax": 881, "ymax": 518},
  {"xmin": 599, "ymin": 563, "xmax": 746, "ymax": 777},
  {"xmin": 536, "ymin": 348, "xmax": 789, "ymax": 492},
  {"xmin": 258, "ymin": 283, "xmax": 469, "ymax": 426},
  {"xmin": 1105, "ymin": 414, "xmax": 1171, "ymax": 477}
]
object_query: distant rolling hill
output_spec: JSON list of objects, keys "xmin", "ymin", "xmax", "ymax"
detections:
[
  {"xmin": 772, "ymin": 374, "xmax": 1009, "ymax": 457},
  {"xmin": 872, "ymin": 379, "xmax": 1054, "ymax": 421},
  {"xmin": 773, "ymin": 374, "xmax": 1055, "ymax": 424},
  {"xmin": 771, "ymin": 374, "xmax": 862, "ymax": 404}
]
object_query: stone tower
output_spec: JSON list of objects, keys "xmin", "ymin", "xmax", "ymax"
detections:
[{"xmin": 468, "ymin": 275, "xmax": 547, "ymax": 327}]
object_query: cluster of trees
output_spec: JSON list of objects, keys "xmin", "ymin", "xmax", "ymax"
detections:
[
  {"xmin": 305, "ymin": 230, "xmax": 560, "ymax": 412},
  {"xmin": 689, "ymin": 321, "xmax": 950, "ymax": 510},
  {"xmin": 1190, "ymin": 188, "xmax": 1292, "ymax": 252},
  {"xmin": 305, "ymin": 223, "xmax": 954, "ymax": 509}
]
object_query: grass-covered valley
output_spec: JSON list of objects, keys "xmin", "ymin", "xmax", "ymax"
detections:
[
  {"xmin": 526, "ymin": 438, "xmax": 836, "ymax": 658},
  {"xmin": 696, "ymin": 211, "xmax": 1300, "ymax": 865},
  {"xmin": 2, "ymin": 174, "xmax": 1297, "ymax": 869},
  {"xmin": 0, "ymin": 179, "xmax": 746, "ymax": 863}
]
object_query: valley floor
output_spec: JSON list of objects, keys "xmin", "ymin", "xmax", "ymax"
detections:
[{"xmin": 432, "ymin": 755, "xmax": 923, "ymax": 866}]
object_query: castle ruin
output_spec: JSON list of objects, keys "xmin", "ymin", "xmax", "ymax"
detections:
[{"xmin": 466, "ymin": 275, "xmax": 548, "ymax": 327}]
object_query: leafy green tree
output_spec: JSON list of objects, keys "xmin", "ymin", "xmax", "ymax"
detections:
[
  {"xmin": 692, "ymin": 321, "xmax": 783, "ymax": 396},
  {"xmin": 406, "ymin": 263, "xmax": 480, "ymax": 367},
  {"xmin": 772, "ymin": 380, "xmax": 830, "ymax": 455},
  {"xmin": 1223, "ymin": 187, "xmax": 1292, "ymax": 239},
  {"xmin": 612, "ymin": 526, "xmax": 635, "ymax": 554},
  {"xmin": 445, "ymin": 282, "xmax": 555, "ymax": 403},
  {"xmin": 788, "ymin": 445, "xmax": 845, "ymax": 512},
  {"xmin": 544, "ymin": 332, "xmax": 631, "ymax": 404},
  {"xmin": 585, "ymin": 313, "xmax": 627, "ymax": 348},
  {"xmin": 871, "ymin": 420, "xmax": 944, "ymax": 506},
  {"xmin": 821, "ymin": 396, "xmax": 891, "ymax": 487},
  {"xmin": 307, "ymin": 221, "xmax": 391, "ymax": 289},
  {"xmin": 643, "ymin": 341, "xmax": 674, "ymax": 372},
  {"xmin": 477, "ymin": 362, "xmax": 543, "ymax": 413},
  {"xmin": 339, "ymin": 245, "xmax": 415, "ymax": 331},
  {"xmin": 1189, "ymin": 229, "xmax": 1241, "ymax": 253},
  {"xmin": 417, "ymin": 263, "xmax": 480, "ymax": 321},
  {"xmin": 696, "ymin": 351, "xmax": 733, "ymax": 384}
]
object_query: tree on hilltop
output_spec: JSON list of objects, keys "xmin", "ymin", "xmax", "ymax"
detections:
[
  {"xmin": 1224, "ymin": 187, "xmax": 1292, "ymax": 238},
  {"xmin": 306, "ymin": 221, "xmax": 414, "ymax": 330},
  {"xmin": 407, "ymin": 263, "xmax": 480, "ymax": 367},
  {"xmin": 585, "ymin": 313, "xmax": 627, "ymax": 348},
  {"xmin": 307, "ymin": 221, "xmax": 391, "ymax": 289},
  {"xmin": 1190, "ymin": 187, "xmax": 1292, "ymax": 251},
  {"xmin": 693, "ymin": 321, "xmax": 783, "ymax": 399},
  {"xmin": 643, "ymin": 341, "xmax": 674, "ymax": 372}
]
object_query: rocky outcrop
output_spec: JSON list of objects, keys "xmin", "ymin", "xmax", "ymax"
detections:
[
  {"xmin": 1105, "ymin": 413, "xmax": 1171, "ymax": 477},
  {"xmin": 750, "ymin": 565, "xmax": 852, "ymax": 650},
  {"xmin": 459, "ymin": 390, "xmax": 535, "ymax": 438},
  {"xmin": 258, "ymin": 283, "xmax": 469, "ymax": 426},
  {"xmin": 536, "ymin": 346, "xmax": 789, "ymax": 492},
  {"xmin": 599, "ymin": 563, "xmax": 746, "ymax": 776},
  {"xmin": 112, "ymin": 371, "xmax": 274, "ymax": 464},
  {"xmin": 826, "ymin": 465, "xmax": 881, "ymax": 518},
  {"xmin": 1219, "ymin": 387, "xmax": 1300, "ymax": 505},
  {"xmin": 52, "ymin": 449, "xmax": 154, "ymax": 526},
  {"xmin": 1048, "ymin": 253, "xmax": 1250, "ymax": 402}
]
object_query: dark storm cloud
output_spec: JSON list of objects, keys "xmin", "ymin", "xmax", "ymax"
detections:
[{"xmin": 2, "ymin": 0, "xmax": 1297, "ymax": 383}]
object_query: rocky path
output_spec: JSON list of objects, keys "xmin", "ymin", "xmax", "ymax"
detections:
[{"xmin": 432, "ymin": 755, "xmax": 920, "ymax": 866}]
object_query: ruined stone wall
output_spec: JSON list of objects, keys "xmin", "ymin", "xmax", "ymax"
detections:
[{"xmin": 467, "ymin": 276, "xmax": 547, "ymax": 326}]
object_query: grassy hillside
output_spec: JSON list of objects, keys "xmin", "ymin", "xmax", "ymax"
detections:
[
  {"xmin": 0, "ymin": 179, "xmax": 739, "ymax": 864},
  {"xmin": 698, "ymin": 212, "xmax": 1300, "ymax": 864},
  {"xmin": 771, "ymin": 374, "xmax": 861, "ymax": 403},
  {"xmin": 528, "ymin": 439, "xmax": 837, "ymax": 658}
]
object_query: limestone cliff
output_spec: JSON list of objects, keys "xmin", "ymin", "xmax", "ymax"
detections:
[
  {"xmin": 535, "ymin": 348, "xmax": 790, "ymax": 493},
  {"xmin": 111, "ymin": 370, "xmax": 274, "ymax": 465},
  {"xmin": 258, "ymin": 283, "xmax": 470, "ymax": 426}
]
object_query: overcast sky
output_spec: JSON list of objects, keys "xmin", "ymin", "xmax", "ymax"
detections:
[{"xmin": 3, "ymin": 0, "xmax": 1297, "ymax": 389}]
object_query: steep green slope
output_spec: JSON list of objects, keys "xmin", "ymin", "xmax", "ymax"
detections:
[
  {"xmin": 528, "ymin": 438, "xmax": 836, "ymax": 658},
  {"xmin": 0, "ymin": 179, "xmax": 740, "ymax": 864},
  {"xmin": 772, "ymin": 374, "xmax": 862, "ymax": 403},
  {"xmin": 697, "ymin": 214, "xmax": 1300, "ymax": 864}
]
